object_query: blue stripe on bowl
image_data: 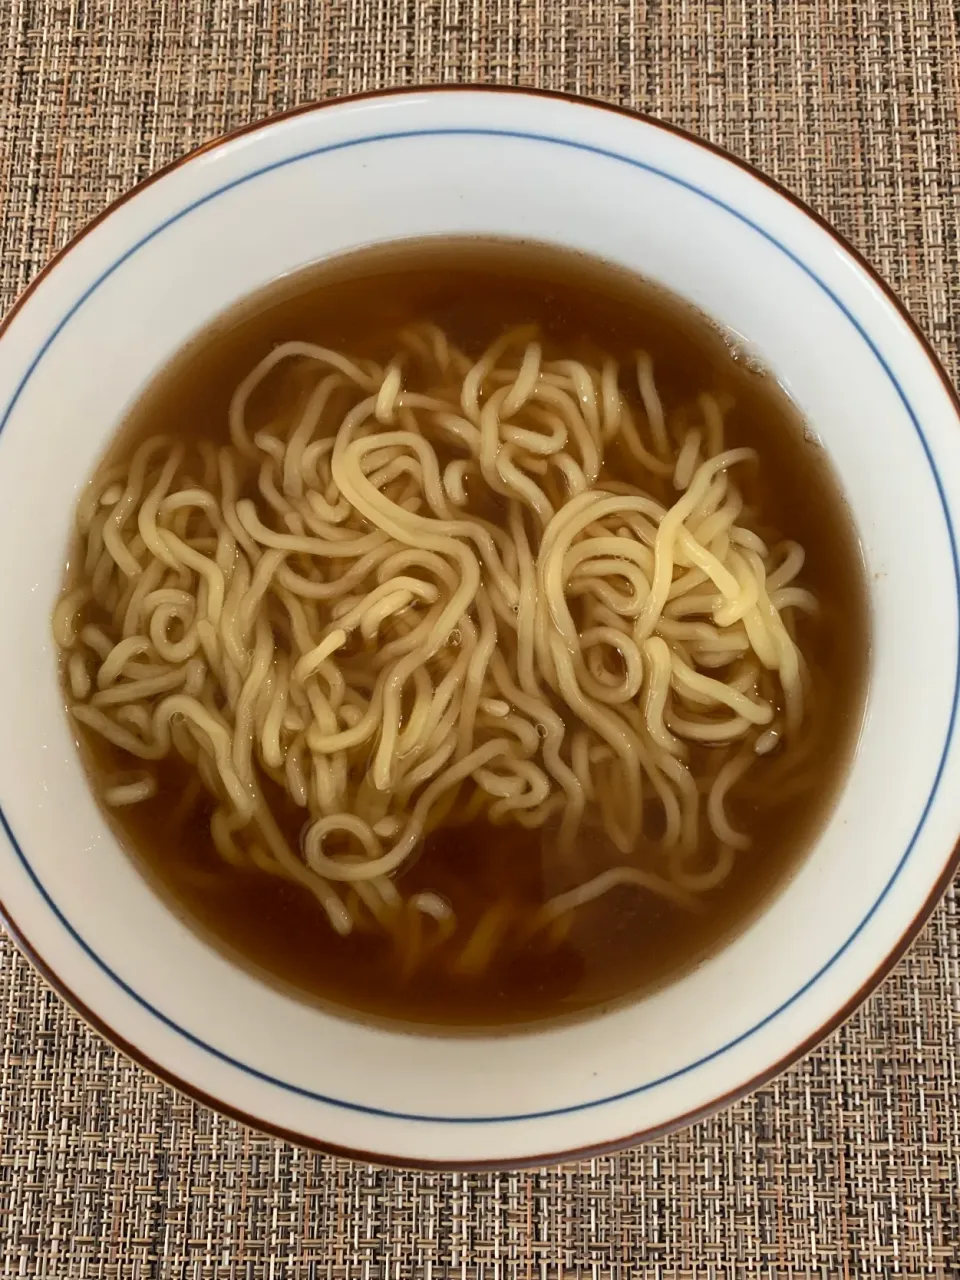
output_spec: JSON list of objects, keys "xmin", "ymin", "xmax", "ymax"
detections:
[{"xmin": 0, "ymin": 125, "xmax": 956, "ymax": 1126}]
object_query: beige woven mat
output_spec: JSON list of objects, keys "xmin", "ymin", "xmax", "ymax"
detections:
[{"xmin": 2, "ymin": 1, "xmax": 960, "ymax": 1275}]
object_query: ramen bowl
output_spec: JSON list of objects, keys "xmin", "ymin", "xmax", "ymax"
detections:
[{"xmin": 1, "ymin": 87, "xmax": 959, "ymax": 1168}]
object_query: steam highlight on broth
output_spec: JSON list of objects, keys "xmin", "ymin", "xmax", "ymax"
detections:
[{"xmin": 53, "ymin": 242, "xmax": 867, "ymax": 1024}]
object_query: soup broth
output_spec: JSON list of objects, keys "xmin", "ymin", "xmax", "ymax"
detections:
[{"xmin": 58, "ymin": 240, "xmax": 869, "ymax": 1026}]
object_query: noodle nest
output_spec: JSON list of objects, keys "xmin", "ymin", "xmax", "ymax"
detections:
[{"xmin": 54, "ymin": 323, "xmax": 817, "ymax": 969}]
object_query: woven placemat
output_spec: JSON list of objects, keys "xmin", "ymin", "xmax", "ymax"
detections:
[{"xmin": 2, "ymin": 2, "xmax": 959, "ymax": 1275}]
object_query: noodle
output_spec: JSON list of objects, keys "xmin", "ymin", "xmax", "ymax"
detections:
[{"xmin": 55, "ymin": 321, "xmax": 820, "ymax": 972}]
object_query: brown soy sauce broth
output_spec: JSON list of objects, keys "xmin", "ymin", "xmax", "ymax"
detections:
[{"xmin": 68, "ymin": 239, "xmax": 869, "ymax": 1027}]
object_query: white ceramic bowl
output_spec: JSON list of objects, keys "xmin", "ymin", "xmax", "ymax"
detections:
[{"xmin": 2, "ymin": 87, "xmax": 959, "ymax": 1168}]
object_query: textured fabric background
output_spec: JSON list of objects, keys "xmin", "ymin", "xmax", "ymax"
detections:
[{"xmin": 1, "ymin": 2, "xmax": 960, "ymax": 1276}]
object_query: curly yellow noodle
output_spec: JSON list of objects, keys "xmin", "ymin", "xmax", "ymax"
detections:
[{"xmin": 55, "ymin": 325, "xmax": 819, "ymax": 961}]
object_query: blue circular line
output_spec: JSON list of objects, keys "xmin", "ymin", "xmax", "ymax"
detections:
[{"xmin": 1, "ymin": 125, "xmax": 957, "ymax": 1127}]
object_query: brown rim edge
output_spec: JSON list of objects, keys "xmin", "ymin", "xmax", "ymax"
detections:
[{"xmin": 1, "ymin": 84, "xmax": 959, "ymax": 1172}]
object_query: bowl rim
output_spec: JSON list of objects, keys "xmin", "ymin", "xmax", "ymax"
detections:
[{"xmin": 2, "ymin": 83, "xmax": 959, "ymax": 1170}]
